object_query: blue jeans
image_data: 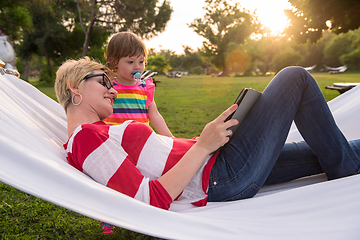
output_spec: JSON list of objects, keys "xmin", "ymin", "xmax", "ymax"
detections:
[{"xmin": 207, "ymin": 67, "xmax": 360, "ymax": 202}]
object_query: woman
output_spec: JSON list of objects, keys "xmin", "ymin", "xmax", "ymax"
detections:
[{"xmin": 55, "ymin": 57, "xmax": 360, "ymax": 210}]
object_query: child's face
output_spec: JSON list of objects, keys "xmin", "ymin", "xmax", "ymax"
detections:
[{"xmin": 115, "ymin": 54, "xmax": 145, "ymax": 84}]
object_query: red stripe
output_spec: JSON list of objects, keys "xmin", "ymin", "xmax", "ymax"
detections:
[
  {"xmin": 202, "ymin": 153, "xmax": 218, "ymax": 192},
  {"xmin": 121, "ymin": 121, "xmax": 153, "ymax": 166},
  {"xmin": 71, "ymin": 123, "xmax": 110, "ymax": 172},
  {"xmin": 162, "ymin": 138, "xmax": 196, "ymax": 175},
  {"xmin": 149, "ymin": 180, "xmax": 172, "ymax": 209},
  {"xmin": 116, "ymin": 89, "xmax": 147, "ymax": 96},
  {"xmin": 107, "ymin": 157, "xmax": 144, "ymax": 198},
  {"xmin": 105, "ymin": 117, "xmax": 149, "ymax": 124}
]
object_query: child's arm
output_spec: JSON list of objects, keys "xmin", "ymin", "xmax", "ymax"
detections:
[{"xmin": 148, "ymin": 101, "xmax": 174, "ymax": 137}]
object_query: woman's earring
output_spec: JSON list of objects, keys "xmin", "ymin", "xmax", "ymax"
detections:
[{"xmin": 72, "ymin": 93, "xmax": 82, "ymax": 106}]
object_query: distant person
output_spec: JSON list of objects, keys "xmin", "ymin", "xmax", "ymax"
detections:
[
  {"xmin": 103, "ymin": 32, "xmax": 173, "ymax": 138},
  {"xmin": 55, "ymin": 58, "xmax": 360, "ymax": 230},
  {"xmin": 0, "ymin": 30, "xmax": 17, "ymax": 70}
]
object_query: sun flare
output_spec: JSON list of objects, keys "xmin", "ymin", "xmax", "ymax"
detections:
[
  {"xmin": 248, "ymin": 1, "xmax": 293, "ymax": 35},
  {"xmin": 144, "ymin": 0, "xmax": 293, "ymax": 53}
]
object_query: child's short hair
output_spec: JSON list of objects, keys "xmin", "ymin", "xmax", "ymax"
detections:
[
  {"xmin": 55, "ymin": 57, "xmax": 114, "ymax": 112},
  {"xmin": 106, "ymin": 32, "xmax": 147, "ymax": 71}
]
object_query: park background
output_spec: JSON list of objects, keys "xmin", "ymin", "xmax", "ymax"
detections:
[{"xmin": 1, "ymin": 0, "xmax": 360, "ymax": 238}]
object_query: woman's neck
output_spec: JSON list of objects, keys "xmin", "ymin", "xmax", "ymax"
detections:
[{"xmin": 66, "ymin": 107, "xmax": 100, "ymax": 137}]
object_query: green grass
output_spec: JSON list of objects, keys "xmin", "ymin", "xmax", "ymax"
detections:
[
  {"xmin": 1, "ymin": 72, "xmax": 359, "ymax": 239},
  {"xmin": 155, "ymin": 72, "xmax": 356, "ymax": 138}
]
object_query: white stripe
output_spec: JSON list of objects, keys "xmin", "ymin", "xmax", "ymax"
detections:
[
  {"xmin": 108, "ymin": 120, "xmax": 131, "ymax": 144},
  {"xmin": 134, "ymin": 178, "xmax": 150, "ymax": 204},
  {"xmin": 66, "ymin": 125, "xmax": 83, "ymax": 154},
  {"xmin": 82, "ymin": 123, "xmax": 129, "ymax": 185},
  {"xmin": 137, "ymin": 133, "xmax": 173, "ymax": 180}
]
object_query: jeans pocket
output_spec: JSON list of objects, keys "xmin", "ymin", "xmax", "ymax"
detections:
[{"xmin": 223, "ymin": 182, "xmax": 261, "ymax": 202}]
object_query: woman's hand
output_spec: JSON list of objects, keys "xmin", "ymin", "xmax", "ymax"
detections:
[
  {"xmin": 196, "ymin": 104, "xmax": 239, "ymax": 154},
  {"xmin": 158, "ymin": 104, "xmax": 239, "ymax": 200}
]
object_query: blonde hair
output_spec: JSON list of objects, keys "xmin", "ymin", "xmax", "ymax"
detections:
[
  {"xmin": 106, "ymin": 32, "xmax": 147, "ymax": 71},
  {"xmin": 55, "ymin": 57, "xmax": 114, "ymax": 112}
]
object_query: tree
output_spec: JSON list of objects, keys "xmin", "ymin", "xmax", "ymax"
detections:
[
  {"xmin": 181, "ymin": 46, "xmax": 205, "ymax": 71},
  {"xmin": 325, "ymin": 28, "xmax": 360, "ymax": 70},
  {"xmin": 224, "ymin": 43, "xmax": 251, "ymax": 75},
  {"xmin": 323, "ymin": 32, "xmax": 354, "ymax": 67},
  {"xmin": 272, "ymin": 46, "xmax": 303, "ymax": 73},
  {"xmin": 189, "ymin": 0, "xmax": 259, "ymax": 75},
  {"xmin": 285, "ymin": 0, "xmax": 360, "ymax": 43},
  {"xmin": 191, "ymin": 66, "xmax": 203, "ymax": 75},
  {"xmin": 0, "ymin": 0, "xmax": 33, "ymax": 42},
  {"xmin": 244, "ymin": 36, "xmax": 284, "ymax": 75},
  {"xmin": 12, "ymin": 0, "xmax": 111, "ymax": 81},
  {"xmin": 76, "ymin": 0, "xmax": 173, "ymax": 57},
  {"xmin": 147, "ymin": 55, "xmax": 169, "ymax": 73},
  {"xmin": 18, "ymin": 0, "xmax": 79, "ymax": 81},
  {"xmin": 154, "ymin": 47, "xmax": 205, "ymax": 73}
]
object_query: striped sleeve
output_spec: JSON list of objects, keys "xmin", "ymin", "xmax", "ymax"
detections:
[{"xmin": 66, "ymin": 123, "xmax": 173, "ymax": 209}]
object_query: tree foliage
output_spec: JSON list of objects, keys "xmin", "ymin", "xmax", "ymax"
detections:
[
  {"xmin": 224, "ymin": 43, "xmax": 251, "ymax": 75},
  {"xmin": 244, "ymin": 37, "xmax": 284, "ymax": 75},
  {"xmin": 17, "ymin": 0, "xmax": 81, "ymax": 81},
  {"xmin": 0, "ymin": 0, "xmax": 33, "ymax": 42},
  {"xmin": 325, "ymin": 28, "xmax": 360, "ymax": 70},
  {"xmin": 189, "ymin": 0, "xmax": 259, "ymax": 74},
  {"xmin": 181, "ymin": 46, "xmax": 206, "ymax": 71},
  {"xmin": 285, "ymin": 0, "xmax": 360, "ymax": 43},
  {"xmin": 77, "ymin": 0, "xmax": 173, "ymax": 56},
  {"xmin": 154, "ymin": 47, "xmax": 205, "ymax": 73},
  {"xmin": 1, "ymin": 0, "xmax": 172, "ymax": 81},
  {"xmin": 323, "ymin": 32, "xmax": 353, "ymax": 66},
  {"xmin": 147, "ymin": 55, "xmax": 169, "ymax": 73},
  {"xmin": 272, "ymin": 46, "xmax": 303, "ymax": 72},
  {"xmin": 191, "ymin": 66, "xmax": 203, "ymax": 75}
]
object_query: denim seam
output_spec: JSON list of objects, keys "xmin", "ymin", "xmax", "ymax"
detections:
[
  {"xmin": 221, "ymin": 182, "xmax": 261, "ymax": 202},
  {"xmin": 273, "ymin": 157, "xmax": 318, "ymax": 166}
]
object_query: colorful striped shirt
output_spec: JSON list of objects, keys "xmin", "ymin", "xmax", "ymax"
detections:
[
  {"xmin": 104, "ymin": 78, "xmax": 155, "ymax": 125},
  {"xmin": 64, "ymin": 121, "xmax": 218, "ymax": 210}
]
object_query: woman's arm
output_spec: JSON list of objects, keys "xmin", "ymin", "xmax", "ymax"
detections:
[
  {"xmin": 69, "ymin": 105, "xmax": 238, "ymax": 208},
  {"xmin": 148, "ymin": 101, "xmax": 174, "ymax": 137},
  {"xmin": 158, "ymin": 104, "xmax": 239, "ymax": 200}
]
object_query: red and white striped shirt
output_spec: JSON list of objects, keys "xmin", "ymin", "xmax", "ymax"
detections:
[{"xmin": 64, "ymin": 121, "xmax": 218, "ymax": 210}]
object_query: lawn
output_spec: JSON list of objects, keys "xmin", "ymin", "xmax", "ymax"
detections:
[
  {"xmin": 1, "ymin": 71, "xmax": 359, "ymax": 239},
  {"xmin": 153, "ymin": 72, "xmax": 356, "ymax": 138}
]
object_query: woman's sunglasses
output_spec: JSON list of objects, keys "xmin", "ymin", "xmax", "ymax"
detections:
[{"xmin": 83, "ymin": 73, "xmax": 113, "ymax": 90}]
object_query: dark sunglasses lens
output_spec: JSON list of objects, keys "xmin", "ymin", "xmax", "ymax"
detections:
[
  {"xmin": 103, "ymin": 75, "xmax": 112, "ymax": 89},
  {"xmin": 84, "ymin": 73, "xmax": 112, "ymax": 89}
]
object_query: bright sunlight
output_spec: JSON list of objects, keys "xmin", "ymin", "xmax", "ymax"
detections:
[
  {"xmin": 144, "ymin": 0, "xmax": 293, "ymax": 53},
  {"xmin": 242, "ymin": 0, "xmax": 293, "ymax": 34}
]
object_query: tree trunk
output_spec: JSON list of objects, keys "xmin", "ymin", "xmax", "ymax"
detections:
[
  {"xmin": 21, "ymin": 59, "xmax": 31, "ymax": 81},
  {"xmin": 44, "ymin": 49, "xmax": 51, "ymax": 76},
  {"xmin": 81, "ymin": 0, "xmax": 97, "ymax": 57},
  {"xmin": 82, "ymin": 26, "xmax": 93, "ymax": 57},
  {"xmin": 262, "ymin": 61, "xmax": 272, "ymax": 76}
]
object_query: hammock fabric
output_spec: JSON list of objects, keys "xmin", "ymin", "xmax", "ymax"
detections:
[
  {"xmin": 1, "ymin": 73, "xmax": 360, "ymax": 239},
  {"xmin": 0, "ymin": 36, "xmax": 17, "ymax": 69}
]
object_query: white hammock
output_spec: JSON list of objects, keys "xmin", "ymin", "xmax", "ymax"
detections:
[{"xmin": 1, "ymin": 73, "xmax": 360, "ymax": 239}]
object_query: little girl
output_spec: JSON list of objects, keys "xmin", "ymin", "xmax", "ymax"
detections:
[
  {"xmin": 101, "ymin": 31, "xmax": 173, "ymax": 234},
  {"xmin": 103, "ymin": 32, "xmax": 173, "ymax": 138}
]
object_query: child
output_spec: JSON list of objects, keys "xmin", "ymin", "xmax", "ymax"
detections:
[
  {"xmin": 103, "ymin": 32, "xmax": 173, "ymax": 138},
  {"xmin": 101, "ymin": 31, "xmax": 173, "ymax": 234}
]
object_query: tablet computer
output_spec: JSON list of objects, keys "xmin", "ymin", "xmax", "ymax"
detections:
[{"xmin": 212, "ymin": 88, "xmax": 261, "ymax": 153}]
